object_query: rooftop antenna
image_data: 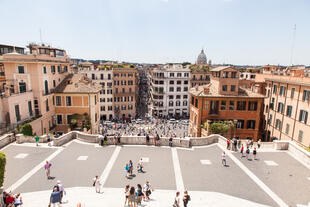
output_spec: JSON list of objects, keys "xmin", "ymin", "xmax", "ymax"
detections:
[{"xmin": 290, "ymin": 24, "xmax": 296, "ymax": 66}]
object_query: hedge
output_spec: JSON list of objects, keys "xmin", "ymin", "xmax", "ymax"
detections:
[{"xmin": 0, "ymin": 152, "xmax": 6, "ymax": 187}]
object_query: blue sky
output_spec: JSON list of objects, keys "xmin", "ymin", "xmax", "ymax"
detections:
[{"xmin": 0, "ymin": 0, "xmax": 309, "ymax": 65}]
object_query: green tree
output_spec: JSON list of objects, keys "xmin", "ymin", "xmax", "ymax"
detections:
[
  {"xmin": 19, "ymin": 123, "xmax": 33, "ymax": 136},
  {"xmin": 209, "ymin": 121, "xmax": 234, "ymax": 135}
]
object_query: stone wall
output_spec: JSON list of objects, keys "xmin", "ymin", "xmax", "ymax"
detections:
[
  {"xmin": 53, "ymin": 132, "xmax": 75, "ymax": 146},
  {"xmin": 16, "ymin": 134, "xmax": 49, "ymax": 144},
  {"xmin": 288, "ymin": 141, "xmax": 310, "ymax": 169},
  {"xmin": 0, "ymin": 133, "xmax": 15, "ymax": 148},
  {"xmin": 190, "ymin": 135, "xmax": 218, "ymax": 146}
]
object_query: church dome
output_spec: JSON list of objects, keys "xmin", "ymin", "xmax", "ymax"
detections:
[{"xmin": 196, "ymin": 49, "xmax": 207, "ymax": 64}]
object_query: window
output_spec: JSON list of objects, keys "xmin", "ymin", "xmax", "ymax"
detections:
[
  {"xmin": 273, "ymin": 84, "xmax": 277, "ymax": 94},
  {"xmin": 290, "ymin": 88, "xmax": 295, "ymax": 98},
  {"xmin": 28, "ymin": 101, "xmax": 33, "ymax": 116},
  {"xmin": 169, "ymin": 101, "xmax": 174, "ymax": 107},
  {"xmin": 302, "ymin": 90, "xmax": 310, "ymax": 102},
  {"xmin": 285, "ymin": 124, "xmax": 290, "ymax": 134},
  {"xmin": 55, "ymin": 96, "xmax": 61, "ymax": 106},
  {"xmin": 222, "ymin": 85, "xmax": 227, "ymax": 91},
  {"xmin": 299, "ymin": 110, "xmax": 308, "ymax": 123},
  {"xmin": 114, "ymin": 73, "xmax": 119, "ymax": 77},
  {"xmin": 170, "ymin": 80, "xmax": 174, "ymax": 84},
  {"xmin": 128, "ymin": 80, "xmax": 133, "ymax": 85},
  {"xmin": 46, "ymin": 99, "xmax": 49, "ymax": 112},
  {"xmin": 177, "ymin": 81, "xmax": 181, "ymax": 85},
  {"xmin": 229, "ymin": 101, "xmax": 234, "ymax": 110},
  {"xmin": 19, "ymin": 82, "xmax": 26, "ymax": 93},
  {"xmin": 67, "ymin": 115, "xmax": 72, "ymax": 124},
  {"xmin": 108, "ymin": 74, "xmax": 111, "ymax": 80},
  {"xmin": 231, "ymin": 85, "xmax": 236, "ymax": 92},
  {"xmin": 66, "ymin": 96, "xmax": 72, "ymax": 106},
  {"xmin": 277, "ymin": 102, "xmax": 284, "ymax": 113},
  {"xmin": 183, "ymin": 95, "xmax": 188, "ymax": 99},
  {"xmin": 184, "ymin": 87, "xmax": 188, "ymax": 92},
  {"xmin": 298, "ymin": 130, "xmax": 303, "ymax": 142},
  {"xmin": 286, "ymin": 105, "xmax": 292, "ymax": 117},
  {"xmin": 51, "ymin": 65, "xmax": 55, "ymax": 73},
  {"xmin": 177, "ymin": 73, "xmax": 182, "ymax": 77},
  {"xmin": 176, "ymin": 101, "xmax": 181, "ymax": 106},
  {"xmin": 237, "ymin": 101, "xmax": 246, "ymax": 110},
  {"xmin": 108, "ymin": 106, "xmax": 112, "ymax": 111},
  {"xmin": 121, "ymin": 105, "xmax": 126, "ymax": 110},
  {"xmin": 177, "ymin": 87, "xmax": 181, "ymax": 92},
  {"xmin": 57, "ymin": 66, "xmax": 61, "ymax": 73},
  {"xmin": 176, "ymin": 95, "xmax": 181, "ymax": 99},
  {"xmin": 18, "ymin": 66, "xmax": 24, "ymax": 74},
  {"xmin": 43, "ymin": 66, "xmax": 47, "ymax": 74},
  {"xmin": 183, "ymin": 101, "xmax": 187, "ymax": 106},
  {"xmin": 15, "ymin": 105, "xmax": 21, "ymax": 122},
  {"xmin": 53, "ymin": 80, "xmax": 56, "ymax": 88},
  {"xmin": 275, "ymin": 119, "xmax": 281, "ymax": 130},
  {"xmin": 247, "ymin": 120, "xmax": 256, "ymax": 129},
  {"xmin": 268, "ymin": 114, "xmax": 272, "ymax": 125},
  {"xmin": 169, "ymin": 87, "xmax": 174, "ymax": 92},
  {"xmin": 221, "ymin": 101, "xmax": 226, "ymax": 110},
  {"xmin": 209, "ymin": 100, "xmax": 219, "ymax": 114},
  {"xmin": 184, "ymin": 80, "xmax": 188, "ymax": 84},
  {"xmin": 248, "ymin": 101, "xmax": 258, "ymax": 111},
  {"xmin": 170, "ymin": 73, "xmax": 174, "ymax": 77},
  {"xmin": 57, "ymin": 115, "xmax": 63, "ymax": 124},
  {"xmin": 236, "ymin": 120, "xmax": 244, "ymax": 129},
  {"xmin": 279, "ymin": 86, "xmax": 286, "ymax": 96},
  {"xmin": 270, "ymin": 98, "xmax": 275, "ymax": 110},
  {"xmin": 184, "ymin": 73, "xmax": 189, "ymax": 77},
  {"xmin": 94, "ymin": 95, "xmax": 97, "ymax": 104},
  {"xmin": 128, "ymin": 105, "xmax": 133, "ymax": 110},
  {"xmin": 169, "ymin": 95, "xmax": 173, "ymax": 99}
]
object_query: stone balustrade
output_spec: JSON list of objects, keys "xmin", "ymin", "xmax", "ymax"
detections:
[{"xmin": 0, "ymin": 133, "xmax": 15, "ymax": 148}]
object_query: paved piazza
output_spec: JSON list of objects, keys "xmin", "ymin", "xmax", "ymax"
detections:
[{"xmin": 2, "ymin": 140, "xmax": 310, "ymax": 207}]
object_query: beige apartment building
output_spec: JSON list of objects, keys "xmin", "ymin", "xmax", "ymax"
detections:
[
  {"xmin": 0, "ymin": 43, "xmax": 70, "ymax": 135},
  {"xmin": 264, "ymin": 76, "xmax": 310, "ymax": 147},
  {"xmin": 113, "ymin": 65, "xmax": 138, "ymax": 120},
  {"xmin": 54, "ymin": 74, "xmax": 101, "ymax": 134}
]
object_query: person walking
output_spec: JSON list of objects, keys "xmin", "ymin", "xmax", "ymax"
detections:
[
  {"xmin": 35, "ymin": 134, "xmax": 40, "ymax": 146},
  {"xmin": 146, "ymin": 134, "xmax": 150, "ymax": 145},
  {"xmin": 47, "ymin": 133, "xmax": 51, "ymax": 147},
  {"xmin": 221, "ymin": 151, "xmax": 226, "ymax": 166},
  {"xmin": 136, "ymin": 184, "xmax": 143, "ymax": 206},
  {"xmin": 183, "ymin": 191, "xmax": 191, "ymax": 207},
  {"xmin": 240, "ymin": 144, "xmax": 244, "ymax": 158},
  {"xmin": 169, "ymin": 137, "xmax": 173, "ymax": 147},
  {"xmin": 45, "ymin": 160, "xmax": 52, "ymax": 179},
  {"xmin": 143, "ymin": 181, "xmax": 152, "ymax": 200},
  {"xmin": 125, "ymin": 164, "xmax": 130, "ymax": 178},
  {"xmin": 257, "ymin": 139, "xmax": 261, "ymax": 149},
  {"xmin": 226, "ymin": 139, "xmax": 230, "ymax": 149},
  {"xmin": 49, "ymin": 187, "xmax": 61, "ymax": 207},
  {"xmin": 253, "ymin": 147, "xmax": 257, "ymax": 160},
  {"xmin": 246, "ymin": 147, "xmax": 250, "ymax": 160},
  {"xmin": 137, "ymin": 158, "xmax": 144, "ymax": 173},
  {"xmin": 129, "ymin": 160, "xmax": 133, "ymax": 176},
  {"xmin": 173, "ymin": 191, "xmax": 180, "ymax": 207},
  {"xmin": 129, "ymin": 186, "xmax": 136, "ymax": 207},
  {"xmin": 93, "ymin": 176, "xmax": 101, "ymax": 193},
  {"xmin": 104, "ymin": 135, "xmax": 108, "ymax": 146},
  {"xmin": 14, "ymin": 193, "xmax": 23, "ymax": 207},
  {"xmin": 99, "ymin": 135, "xmax": 104, "ymax": 146},
  {"xmin": 57, "ymin": 180, "xmax": 65, "ymax": 203},
  {"xmin": 233, "ymin": 138, "xmax": 237, "ymax": 152},
  {"xmin": 156, "ymin": 133, "xmax": 160, "ymax": 146},
  {"xmin": 124, "ymin": 185, "xmax": 130, "ymax": 206}
]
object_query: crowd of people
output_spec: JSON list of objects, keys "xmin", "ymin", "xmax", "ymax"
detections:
[
  {"xmin": 101, "ymin": 118, "xmax": 188, "ymax": 138},
  {"xmin": 2, "ymin": 191, "xmax": 23, "ymax": 207},
  {"xmin": 124, "ymin": 181, "xmax": 153, "ymax": 207}
]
